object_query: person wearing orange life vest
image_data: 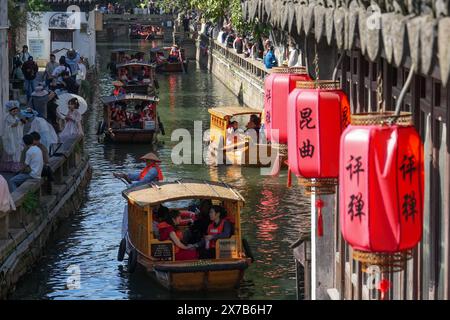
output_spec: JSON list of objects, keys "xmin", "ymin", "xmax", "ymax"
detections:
[
  {"xmin": 112, "ymin": 81, "xmax": 126, "ymax": 96},
  {"xmin": 113, "ymin": 152, "xmax": 163, "ymax": 187},
  {"xmin": 198, "ymin": 205, "xmax": 233, "ymax": 259},
  {"xmin": 158, "ymin": 210, "xmax": 199, "ymax": 261}
]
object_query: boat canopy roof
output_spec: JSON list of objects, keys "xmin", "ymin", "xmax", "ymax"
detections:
[
  {"xmin": 111, "ymin": 48, "xmax": 145, "ymax": 54},
  {"xmin": 116, "ymin": 62, "xmax": 156, "ymax": 68},
  {"xmin": 123, "ymin": 179, "xmax": 245, "ymax": 207},
  {"xmin": 100, "ymin": 93, "xmax": 159, "ymax": 104},
  {"xmin": 208, "ymin": 106, "xmax": 262, "ymax": 119}
]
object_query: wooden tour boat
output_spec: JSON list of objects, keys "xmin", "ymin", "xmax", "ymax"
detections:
[
  {"xmin": 118, "ymin": 179, "xmax": 253, "ymax": 291},
  {"xmin": 97, "ymin": 93, "xmax": 162, "ymax": 144},
  {"xmin": 207, "ymin": 106, "xmax": 277, "ymax": 167},
  {"xmin": 116, "ymin": 61, "xmax": 157, "ymax": 95},
  {"xmin": 107, "ymin": 48, "xmax": 146, "ymax": 75},
  {"xmin": 150, "ymin": 47, "xmax": 188, "ymax": 73}
]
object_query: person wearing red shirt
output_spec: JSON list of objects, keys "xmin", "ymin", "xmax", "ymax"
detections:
[{"xmin": 158, "ymin": 210, "xmax": 198, "ymax": 261}]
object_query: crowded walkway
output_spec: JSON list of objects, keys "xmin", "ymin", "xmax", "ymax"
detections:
[{"xmin": 1, "ymin": 46, "xmax": 87, "ymax": 195}]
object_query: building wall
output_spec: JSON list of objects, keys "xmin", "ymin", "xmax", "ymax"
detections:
[{"xmin": 27, "ymin": 11, "xmax": 96, "ymax": 67}]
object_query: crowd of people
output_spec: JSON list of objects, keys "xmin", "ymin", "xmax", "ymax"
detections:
[
  {"xmin": 96, "ymin": 1, "xmax": 171, "ymax": 15},
  {"xmin": 130, "ymin": 25, "xmax": 163, "ymax": 39},
  {"xmin": 12, "ymin": 46, "xmax": 88, "ymax": 102},
  {"xmin": 2, "ymin": 46, "xmax": 86, "ymax": 194},
  {"xmin": 197, "ymin": 17, "xmax": 303, "ymax": 70}
]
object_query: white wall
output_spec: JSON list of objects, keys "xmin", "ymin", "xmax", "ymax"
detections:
[{"xmin": 27, "ymin": 11, "xmax": 96, "ymax": 67}]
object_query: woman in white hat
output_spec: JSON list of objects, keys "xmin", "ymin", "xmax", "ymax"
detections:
[{"xmin": 2, "ymin": 101, "xmax": 25, "ymax": 162}]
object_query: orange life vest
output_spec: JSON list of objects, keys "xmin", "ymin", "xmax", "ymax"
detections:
[
  {"xmin": 138, "ymin": 163, "xmax": 164, "ymax": 181},
  {"xmin": 158, "ymin": 221, "xmax": 183, "ymax": 253},
  {"xmin": 206, "ymin": 218, "xmax": 226, "ymax": 249}
]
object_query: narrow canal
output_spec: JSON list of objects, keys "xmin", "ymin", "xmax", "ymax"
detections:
[{"xmin": 11, "ymin": 38, "xmax": 308, "ymax": 300}]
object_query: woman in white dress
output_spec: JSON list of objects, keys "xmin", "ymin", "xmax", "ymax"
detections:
[
  {"xmin": 2, "ymin": 101, "xmax": 25, "ymax": 162},
  {"xmin": 58, "ymin": 97, "xmax": 84, "ymax": 143}
]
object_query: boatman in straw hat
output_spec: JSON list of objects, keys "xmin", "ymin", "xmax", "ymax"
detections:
[{"xmin": 113, "ymin": 152, "xmax": 164, "ymax": 187}]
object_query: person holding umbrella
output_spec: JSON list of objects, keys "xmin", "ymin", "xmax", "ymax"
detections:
[{"xmin": 113, "ymin": 152, "xmax": 164, "ymax": 187}]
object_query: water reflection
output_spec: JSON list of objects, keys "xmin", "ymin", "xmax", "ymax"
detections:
[{"xmin": 10, "ymin": 38, "xmax": 306, "ymax": 300}]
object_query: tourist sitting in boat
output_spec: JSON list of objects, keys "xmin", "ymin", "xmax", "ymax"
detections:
[
  {"xmin": 245, "ymin": 114, "xmax": 261, "ymax": 141},
  {"xmin": 158, "ymin": 210, "xmax": 198, "ymax": 261},
  {"xmin": 168, "ymin": 44, "xmax": 180, "ymax": 63},
  {"xmin": 185, "ymin": 199, "xmax": 212, "ymax": 245},
  {"xmin": 112, "ymin": 81, "xmax": 126, "ymax": 96},
  {"xmin": 143, "ymin": 102, "xmax": 156, "ymax": 119},
  {"xmin": 119, "ymin": 68, "xmax": 129, "ymax": 82},
  {"xmin": 226, "ymin": 120, "xmax": 241, "ymax": 145},
  {"xmin": 153, "ymin": 204, "xmax": 169, "ymax": 239},
  {"xmin": 198, "ymin": 205, "xmax": 233, "ymax": 259},
  {"xmin": 110, "ymin": 103, "xmax": 128, "ymax": 129},
  {"xmin": 113, "ymin": 151, "xmax": 164, "ymax": 187},
  {"xmin": 128, "ymin": 105, "xmax": 144, "ymax": 128}
]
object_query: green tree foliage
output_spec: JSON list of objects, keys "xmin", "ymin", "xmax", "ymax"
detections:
[{"xmin": 8, "ymin": 0, "xmax": 48, "ymax": 53}]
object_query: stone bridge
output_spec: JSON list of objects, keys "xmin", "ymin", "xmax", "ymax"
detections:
[{"xmin": 102, "ymin": 13, "xmax": 176, "ymax": 27}]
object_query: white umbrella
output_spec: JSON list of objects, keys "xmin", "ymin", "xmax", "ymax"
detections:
[{"xmin": 56, "ymin": 93, "xmax": 88, "ymax": 117}]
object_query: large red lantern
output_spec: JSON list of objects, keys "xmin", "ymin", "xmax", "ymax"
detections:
[
  {"xmin": 287, "ymin": 80, "xmax": 350, "ymax": 194},
  {"xmin": 339, "ymin": 113, "xmax": 424, "ymax": 271},
  {"xmin": 264, "ymin": 66, "xmax": 311, "ymax": 144}
]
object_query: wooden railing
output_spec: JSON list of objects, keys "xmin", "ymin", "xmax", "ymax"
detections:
[{"xmin": 0, "ymin": 136, "xmax": 86, "ymax": 248}]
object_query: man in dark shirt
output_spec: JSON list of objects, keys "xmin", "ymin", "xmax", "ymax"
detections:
[
  {"xmin": 185, "ymin": 199, "xmax": 212, "ymax": 244},
  {"xmin": 22, "ymin": 56, "xmax": 38, "ymax": 101},
  {"xmin": 61, "ymin": 71, "xmax": 79, "ymax": 94}
]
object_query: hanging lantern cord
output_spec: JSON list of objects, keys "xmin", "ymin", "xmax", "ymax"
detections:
[
  {"xmin": 377, "ymin": 65, "xmax": 384, "ymax": 113},
  {"xmin": 332, "ymin": 50, "xmax": 345, "ymax": 82},
  {"xmin": 314, "ymin": 43, "xmax": 319, "ymax": 83},
  {"xmin": 392, "ymin": 65, "xmax": 415, "ymax": 121}
]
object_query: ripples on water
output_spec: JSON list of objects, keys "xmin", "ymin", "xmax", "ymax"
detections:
[{"xmin": 11, "ymin": 39, "xmax": 308, "ymax": 300}]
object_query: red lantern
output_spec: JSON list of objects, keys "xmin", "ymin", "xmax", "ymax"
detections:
[
  {"xmin": 339, "ymin": 113, "xmax": 424, "ymax": 268},
  {"xmin": 287, "ymin": 80, "xmax": 350, "ymax": 194},
  {"xmin": 264, "ymin": 66, "xmax": 311, "ymax": 144}
]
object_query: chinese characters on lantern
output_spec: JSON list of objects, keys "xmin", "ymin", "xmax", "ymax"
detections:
[
  {"xmin": 300, "ymin": 139, "xmax": 315, "ymax": 158},
  {"xmin": 345, "ymin": 155, "xmax": 365, "ymax": 222},
  {"xmin": 400, "ymin": 154, "xmax": 418, "ymax": 222},
  {"xmin": 346, "ymin": 155, "xmax": 364, "ymax": 186},
  {"xmin": 298, "ymin": 108, "xmax": 316, "ymax": 159},
  {"xmin": 299, "ymin": 107, "xmax": 316, "ymax": 129},
  {"xmin": 348, "ymin": 192, "xmax": 365, "ymax": 222}
]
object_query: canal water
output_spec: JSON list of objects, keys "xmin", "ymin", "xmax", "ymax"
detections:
[{"xmin": 11, "ymin": 38, "xmax": 309, "ymax": 300}]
